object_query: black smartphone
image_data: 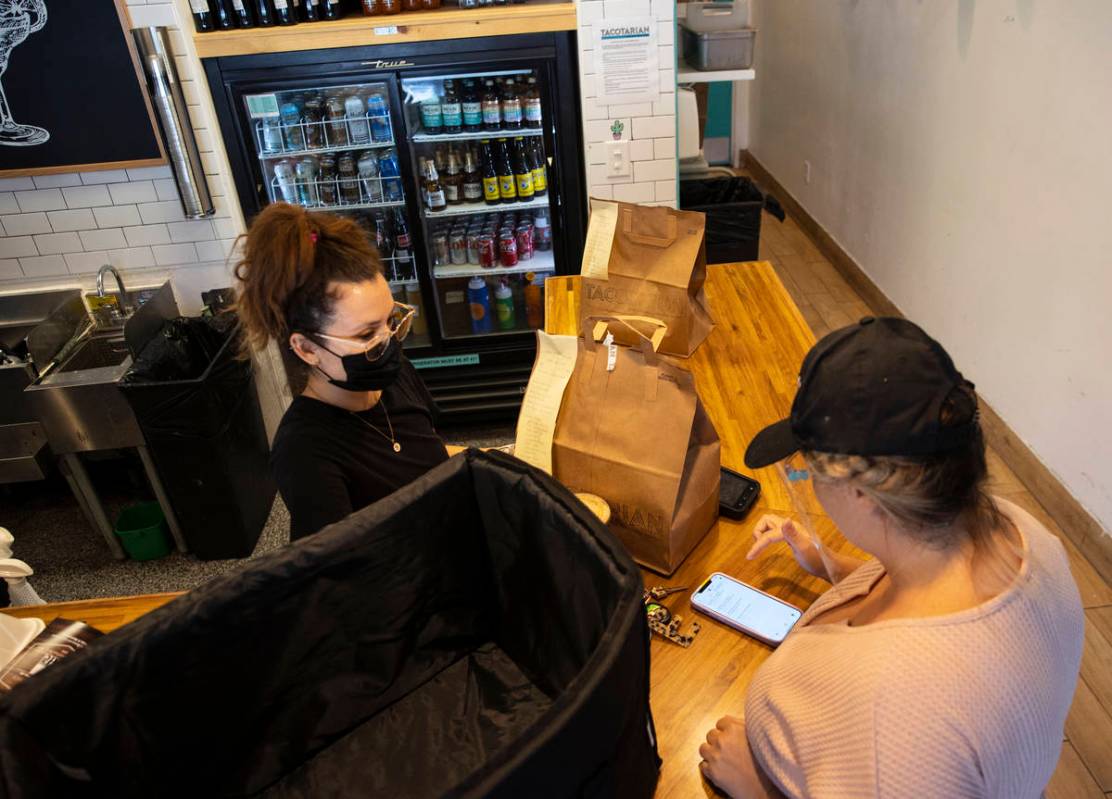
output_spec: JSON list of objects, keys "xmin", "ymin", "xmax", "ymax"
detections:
[{"xmin": 720, "ymin": 467, "xmax": 760, "ymax": 520}]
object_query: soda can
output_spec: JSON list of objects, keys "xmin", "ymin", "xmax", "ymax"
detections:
[
  {"xmin": 273, "ymin": 159, "xmax": 298, "ymax": 204},
  {"xmin": 280, "ymin": 101, "xmax": 305, "ymax": 151},
  {"xmin": 478, "ymin": 234, "xmax": 498, "ymax": 268},
  {"xmin": 324, "ymin": 95, "xmax": 349, "ymax": 147},
  {"xmin": 432, "ymin": 232, "xmax": 450, "ymax": 266},
  {"xmin": 378, "ymin": 150, "xmax": 403, "ymax": 202},
  {"xmin": 533, "ymin": 210, "xmax": 552, "ymax": 251},
  {"xmin": 357, "ymin": 151, "xmax": 383, "ymax": 203},
  {"xmin": 345, "ymin": 94, "xmax": 371, "ymax": 144},
  {"xmin": 338, "ymin": 153, "xmax": 360, "ymax": 204},
  {"xmin": 318, "ymin": 155, "xmax": 338, "ymax": 206},
  {"xmin": 498, "ymin": 232, "xmax": 518, "ymax": 267},
  {"xmin": 367, "ymin": 93, "xmax": 392, "ymax": 142},
  {"xmin": 296, "ymin": 156, "xmax": 320, "ymax": 206},
  {"xmin": 450, "ymin": 230, "xmax": 469, "ymax": 265},
  {"xmin": 515, "ymin": 223, "xmax": 534, "ymax": 261},
  {"xmin": 260, "ymin": 118, "xmax": 284, "ymax": 154}
]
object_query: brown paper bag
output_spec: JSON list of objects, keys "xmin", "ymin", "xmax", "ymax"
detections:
[
  {"xmin": 553, "ymin": 316, "xmax": 720, "ymax": 575},
  {"xmin": 581, "ymin": 202, "xmax": 714, "ymax": 358}
]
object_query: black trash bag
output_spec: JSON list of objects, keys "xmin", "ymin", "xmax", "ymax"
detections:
[
  {"xmin": 680, "ymin": 176, "xmax": 782, "ymax": 264},
  {"xmin": 0, "ymin": 451, "xmax": 660, "ymax": 798},
  {"xmin": 123, "ymin": 316, "xmax": 230, "ymax": 384}
]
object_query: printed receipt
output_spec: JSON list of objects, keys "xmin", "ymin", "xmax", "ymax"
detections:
[
  {"xmin": 580, "ymin": 198, "xmax": 619, "ymax": 279},
  {"xmin": 514, "ymin": 331, "xmax": 579, "ymax": 474}
]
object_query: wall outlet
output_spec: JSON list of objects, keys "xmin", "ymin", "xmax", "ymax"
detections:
[
  {"xmin": 803, "ymin": 159, "xmax": 812, "ymax": 185},
  {"xmin": 607, "ymin": 141, "xmax": 632, "ymax": 178}
]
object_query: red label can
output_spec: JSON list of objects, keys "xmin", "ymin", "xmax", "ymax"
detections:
[
  {"xmin": 498, "ymin": 232, "xmax": 519, "ymax": 267},
  {"xmin": 478, "ymin": 234, "xmax": 498, "ymax": 268},
  {"xmin": 515, "ymin": 223, "xmax": 534, "ymax": 261}
]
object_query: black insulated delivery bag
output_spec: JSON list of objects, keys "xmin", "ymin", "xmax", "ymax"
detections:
[{"xmin": 0, "ymin": 449, "xmax": 660, "ymax": 798}]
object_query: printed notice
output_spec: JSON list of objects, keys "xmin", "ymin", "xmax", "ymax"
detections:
[
  {"xmin": 580, "ymin": 198, "xmax": 618, "ymax": 279},
  {"xmin": 594, "ymin": 18, "xmax": 660, "ymax": 106},
  {"xmin": 514, "ymin": 331, "xmax": 579, "ymax": 475}
]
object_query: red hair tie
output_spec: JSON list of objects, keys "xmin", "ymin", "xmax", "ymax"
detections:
[{"xmin": 310, "ymin": 232, "xmax": 318, "ymax": 243}]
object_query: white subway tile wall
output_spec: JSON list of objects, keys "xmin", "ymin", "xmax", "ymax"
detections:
[
  {"xmin": 576, "ymin": 0, "xmax": 677, "ymax": 207},
  {"xmin": 0, "ymin": 0, "xmax": 241, "ymax": 285}
]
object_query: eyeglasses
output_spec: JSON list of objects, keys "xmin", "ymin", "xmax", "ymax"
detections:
[{"xmin": 311, "ymin": 302, "xmax": 416, "ymax": 362}]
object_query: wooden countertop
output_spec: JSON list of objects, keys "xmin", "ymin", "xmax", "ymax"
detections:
[
  {"xmin": 2, "ymin": 263, "xmax": 858, "ymax": 796},
  {"xmin": 193, "ymin": 2, "xmax": 577, "ymax": 59}
]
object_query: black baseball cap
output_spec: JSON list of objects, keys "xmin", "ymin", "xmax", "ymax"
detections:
[{"xmin": 744, "ymin": 317, "xmax": 977, "ymax": 469}]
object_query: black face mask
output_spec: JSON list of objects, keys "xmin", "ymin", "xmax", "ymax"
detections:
[{"xmin": 314, "ymin": 336, "xmax": 402, "ymax": 392}]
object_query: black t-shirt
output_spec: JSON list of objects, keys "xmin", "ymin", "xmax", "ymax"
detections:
[{"xmin": 271, "ymin": 359, "xmax": 450, "ymax": 541}]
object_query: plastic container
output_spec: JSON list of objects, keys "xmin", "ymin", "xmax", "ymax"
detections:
[
  {"xmin": 681, "ymin": 1, "xmax": 749, "ymax": 32},
  {"xmin": 114, "ymin": 502, "xmax": 172, "ymax": 561},
  {"xmin": 680, "ymin": 27, "xmax": 756, "ymax": 71}
]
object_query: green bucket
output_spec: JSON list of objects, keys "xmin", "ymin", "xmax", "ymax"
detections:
[{"xmin": 114, "ymin": 502, "xmax": 172, "ymax": 561}]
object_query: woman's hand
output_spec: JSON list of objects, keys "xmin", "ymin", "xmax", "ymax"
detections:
[
  {"xmin": 747, "ymin": 514, "xmax": 829, "ymax": 581},
  {"xmin": 699, "ymin": 715, "xmax": 783, "ymax": 798}
]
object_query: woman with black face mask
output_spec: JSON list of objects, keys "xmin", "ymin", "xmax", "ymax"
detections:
[{"xmin": 235, "ymin": 203, "xmax": 450, "ymax": 541}]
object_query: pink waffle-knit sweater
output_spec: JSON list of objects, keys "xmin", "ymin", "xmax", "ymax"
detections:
[{"xmin": 744, "ymin": 498, "xmax": 1084, "ymax": 799}]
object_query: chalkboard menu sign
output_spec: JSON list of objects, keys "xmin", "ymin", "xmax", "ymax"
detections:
[{"xmin": 0, "ymin": 0, "xmax": 166, "ymax": 177}]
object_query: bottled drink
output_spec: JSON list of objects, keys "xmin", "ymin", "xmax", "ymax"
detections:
[
  {"xmin": 259, "ymin": 118, "xmax": 283, "ymax": 153},
  {"xmin": 441, "ymin": 80, "xmax": 463, "ymax": 135},
  {"xmin": 295, "ymin": 156, "xmax": 320, "ymax": 205},
  {"xmin": 467, "ymin": 276, "xmax": 493, "ymax": 334},
  {"xmin": 338, "ymin": 153, "xmax": 360, "ymax": 204},
  {"xmin": 405, "ymin": 283, "xmax": 427, "ymax": 337},
  {"xmin": 320, "ymin": 0, "xmax": 341, "ymax": 19},
  {"xmin": 494, "ymin": 281, "xmax": 515, "ymax": 330},
  {"xmin": 360, "ymin": 0, "xmax": 379, "ymax": 13},
  {"xmin": 443, "ymin": 150, "xmax": 463, "ymax": 205},
  {"xmin": 372, "ymin": 211, "xmax": 388, "ymax": 252},
  {"xmin": 190, "ymin": 0, "xmax": 215, "ymax": 32},
  {"xmin": 357, "ymin": 151, "xmax": 383, "ymax": 202},
  {"xmin": 279, "ymin": 100, "xmax": 305, "ymax": 150},
  {"xmin": 302, "ymin": 0, "xmax": 321, "ymax": 20},
  {"xmin": 421, "ymin": 0, "xmax": 442, "ymax": 8},
  {"xmin": 481, "ymin": 79, "xmax": 501, "ymax": 131},
  {"xmin": 533, "ymin": 208, "xmax": 552, "ymax": 251},
  {"xmin": 230, "ymin": 0, "xmax": 255, "ymax": 27},
  {"xmin": 524, "ymin": 272, "xmax": 543, "ymax": 328},
  {"xmin": 272, "ymin": 0, "xmax": 297, "ymax": 24},
  {"xmin": 403, "ymin": 0, "xmax": 420, "ymax": 10},
  {"xmin": 212, "ymin": 0, "xmax": 235, "ymax": 29},
  {"xmin": 420, "ymin": 92, "xmax": 443, "ymax": 135},
  {"xmin": 462, "ymin": 80, "xmax": 482, "ymax": 132},
  {"xmin": 511, "ymin": 137, "xmax": 534, "ymax": 201},
  {"xmin": 273, "ymin": 160, "xmax": 298, "ymax": 204},
  {"xmin": 433, "ymin": 146, "xmax": 448, "ymax": 174},
  {"xmin": 367, "ymin": 93, "xmax": 392, "ymax": 142},
  {"xmin": 254, "ymin": 0, "xmax": 275, "ymax": 25},
  {"xmin": 345, "ymin": 94, "xmax": 371, "ymax": 144},
  {"xmin": 528, "ymin": 137, "xmax": 547, "ymax": 198},
  {"xmin": 318, "ymin": 155, "xmax": 338, "ymax": 205},
  {"xmin": 480, "ymin": 140, "xmax": 500, "ymax": 206},
  {"xmin": 379, "ymin": 0, "xmax": 401, "ymax": 14},
  {"xmin": 302, "ymin": 96, "xmax": 324, "ymax": 148},
  {"xmin": 501, "ymin": 78, "xmax": 523, "ymax": 130},
  {"xmin": 425, "ymin": 161, "xmax": 447, "ymax": 211},
  {"xmin": 393, "ymin": 208, "xmax": 412, "ymax": 251},
  {"xmin": 462, "ymin": 150, "xmax": 483, "ymax": 203},
  {"xmin": 378, "ymin": 150, "xmax": 403, "ymax": 201},
  {"xmin": 495, "ymin": 139, "xmax": 517, "ymax": 204},
  {"xmin": 523, "ymin": 76, "xmax": 542, "ymax": 129},
  {"xmin": 324, "ymin": 95, "xmax": 349, "ymax": 146},
  {"xmin": 394, "ymin": 211, "xmax": 413, "ymax": 279}
]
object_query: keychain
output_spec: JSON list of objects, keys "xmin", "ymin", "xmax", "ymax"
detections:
[{"xmin": 643, "ymin": 585, "xmax": 702, "ymax": 648}]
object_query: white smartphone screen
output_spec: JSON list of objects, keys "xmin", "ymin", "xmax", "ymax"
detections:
[{"xmin": 692, "ymin": 573, "xmax": 802, "ymax": 643}]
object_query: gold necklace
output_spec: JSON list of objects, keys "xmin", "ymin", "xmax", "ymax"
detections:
[{"xmin": 350, "ymin": 402, "xmax": 401, "ymax": 453}]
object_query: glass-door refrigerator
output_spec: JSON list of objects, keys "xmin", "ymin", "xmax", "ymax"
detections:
[{"xmin": 204, "ymin": 33, "xmax": 584, "ymax": 422}]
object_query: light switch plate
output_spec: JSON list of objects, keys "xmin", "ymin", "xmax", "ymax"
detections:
[{"xmin": 607, "ymin": 141, "xmax": 631, "ymax": 178}]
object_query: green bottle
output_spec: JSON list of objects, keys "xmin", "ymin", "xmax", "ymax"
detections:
[{"xmin": 494, "ymin": 280, "xmax": 516, "ymax": 331}]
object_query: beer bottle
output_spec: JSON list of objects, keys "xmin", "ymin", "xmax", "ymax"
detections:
[
  {"xmin": 229, "ymin": 0, "xmax": 256, "ymax": 26},
  {"xmin": 254, "ymin": 0, "xmax": 275, "ymax": 25},
  {"xmin": 272, "ymin": 0, "xmax": 298, "ymax": 25},
  {"xmin": 462, "ymin": 149, "xmax": 483, "ymax": 203},
  {"xmin": 501, "ymin": 79, "xmax": 523, "ymax": 131},
  {"xmin": 379, "ymin": 0, "xmax": 402, "ymax": 16},
  {"xmin": 528, "ymin": 137, "xmax": 548, "ymax": 198},
  {"xmin": 461, "ymin": 80, "xmax": 483, "ymax": 133},
  {"xmin": 320, "ymin": 0, "xmax": 341, "ymax": 19},
  {"xmin": 512, "ymin": 137, "xmax": 534, "ymax": 202},
  {"xmin": 441, "ymin": 80, "xmax": 463, "ymax": 135},
  {"xmin": 480, "ymin": 140, "xmax": 501, "ymax": 206},
  {"xmin": 302, "ymin": 0, "xmax": 321, "ymax": 21},
  {"xmin": 481, "ymin": 79, "xmax": 501, "ymax": 132},
  {"xmin": 425, "ymin": 161, "xmax": 448, "ymax": 211},
  {"xmin": 190, "ymin": 0, "xmax": 215, "ymax": 32},
  {"xmin": 524, "ymin": 76, "xmax": 543, "ymax": 129},
  {"xmin": 443, "ymin": 150, "xmax": 463, "ymax": 206},
  {"xmin": 495, "ymin": 138, "xmax": 517, "ymax": 204},
  {"xmin": 212, "ymin": 0, "xmax": 235, "ymax": 29}
]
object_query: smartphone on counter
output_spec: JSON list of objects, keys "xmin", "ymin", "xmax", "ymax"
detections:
[
  {"xmin": 691, "ymin": 572, "xmax": 802, "ymax": 645},
  {"xmin": 720, "ymin": 467, "xmax": 760, "ymax": 520}
]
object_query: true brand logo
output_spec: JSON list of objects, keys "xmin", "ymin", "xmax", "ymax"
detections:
[{"xmin": 361, "ymin": 59, "xmax": 415, "ymax": 69}]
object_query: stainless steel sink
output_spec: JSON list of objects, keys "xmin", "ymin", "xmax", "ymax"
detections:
[{"xmin": 56, "ymin": 335, "xmax": 131, "ymax": 374}]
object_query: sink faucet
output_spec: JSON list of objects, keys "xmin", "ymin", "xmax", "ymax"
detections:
[{"xmin": 96, "ymin": 265, "xmax": 130, "ymax": 321}]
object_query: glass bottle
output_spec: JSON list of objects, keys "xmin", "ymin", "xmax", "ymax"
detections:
[
  {"xmin": 441, "ymin": 80, "xmax": 463, "ymax": 135},
  {"xmin": 481, "ymin": 79, "xmax": 501, "ymax": 132},
  {"xmin": 523, "ymin": 76, "xmax": 543, "ymax": 129},
  {"xmin": 501, "ymin": 78, "xmax": 522, "ymax": 131},
  {"xmin": 190, "ymin": 0, "xmax": 215, "ymax": 31},
  {"xmin": 495, "ymin": 138, "xmax": 517, "ymax": 204},
  {"xmin": 443, "ymin": 150, "xmax": 463, "ymax": 205},
  {"xmin": 425, "ymin": 162, "xmax": 447, "ymax": 211},
  {"xmin": 462, "ymin": 150, "xmax": 483, "ymax": 203}
]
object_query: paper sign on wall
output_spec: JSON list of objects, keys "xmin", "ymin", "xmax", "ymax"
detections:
[{"xmin": 593, "ymin": 18, "xmax": 660, "ymax": 106}]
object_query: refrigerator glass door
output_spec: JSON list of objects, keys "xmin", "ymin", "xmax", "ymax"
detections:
[
  {"xmin": 241, "ymin": 80, "xmax": 431, "ymax": 349},
  {"xmin": 401, "ymin": 68, "xmax": 555, "ymax": 341}
]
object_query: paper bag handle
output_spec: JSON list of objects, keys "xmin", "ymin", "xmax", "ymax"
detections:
[
  {"xmin": 583, "ymin": 314, "xmax": 668, "ymax": 363},
  {"xmin": 620, "ymin": 206, "xmax": 677, "ymax": 248}
]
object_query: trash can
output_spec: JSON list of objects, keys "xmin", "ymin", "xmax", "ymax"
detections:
[
  {"xmin": 120, "ymin": 315, "xmax": 275, "ymax": 560},
  {"xmin": 114, "ymin": 502, "xmax": 172, "ymax": 561},
  {"xmin": 0, "ymin": 450, "xmax": 660, "ymax": 798},
  {"xmin": 680, "ymin": 175, "xmax": 781, "ymax": 264}
]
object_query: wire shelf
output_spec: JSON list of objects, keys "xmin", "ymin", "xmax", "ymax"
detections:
[
  {"xmin": 269, "ymin": 169, "xmax": 406, "ymax": 211},
  {"xmin": 256, "ymin": 113, "xmax": 395, "ymax": 159}
]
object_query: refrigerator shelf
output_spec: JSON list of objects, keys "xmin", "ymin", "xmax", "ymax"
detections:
[
  {"xmin": 434, "ymin": 250, "xmax": 554, "ymax": 280},
  {"xmin": 308, "ymin": 199, "xmax": 407, "ymax": 213},
  {"xmin": 257, "ymin": 141, "xmax": 395, "ymax": 161},
  {"xmin": 411, "ymin": 127, "xmax": 543, "ymax": 144},
  {"xmin": 424, "ymin": 195, "xmax": 549, "ymax": 219}
]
